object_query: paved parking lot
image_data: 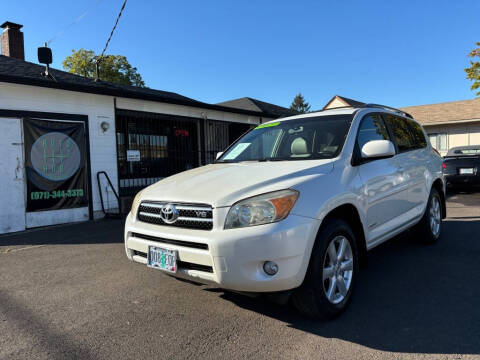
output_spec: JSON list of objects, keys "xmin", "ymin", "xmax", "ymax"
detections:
[{"xmin": 1, "ymin": 192, "xmax": 480, "ymax": 360}]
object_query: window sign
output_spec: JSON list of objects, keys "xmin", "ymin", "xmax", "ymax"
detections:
[
  {"xmin": 223, "ymin": 143, "xmax": 251, "ymax": 160},
  {"xmin": 23, "ymin": 118, "xmax": 88, "ymax": 212},
  {"xmin": 127, "ymin": 150, "xmax": 141, "ymax": 162}
]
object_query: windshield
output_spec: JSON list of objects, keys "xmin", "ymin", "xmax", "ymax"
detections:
[{"xmin": 217, "ymin": 114, "xmax": 353, "ymax": 163}]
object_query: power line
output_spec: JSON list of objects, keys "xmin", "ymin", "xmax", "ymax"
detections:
[
  {"xmin": 47, "ymin": 0, "xmax": 103, "ymax": 45},
  {"xmin": 99, "ymin": 0, "xmax": 128, "ymax": 59}
]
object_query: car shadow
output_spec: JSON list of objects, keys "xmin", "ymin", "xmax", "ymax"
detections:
[
  {"xmin": 211, "ymin": 218, "xmax": 480, "ymax": 355},
  {"xmin": 0, "ymin": 219, "xmax": 124, "ymax": 246}
]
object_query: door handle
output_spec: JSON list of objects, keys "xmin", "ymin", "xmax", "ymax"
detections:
[{"xmin": 14, "ymin": 157, "xmax": 23, "ymax": 180}]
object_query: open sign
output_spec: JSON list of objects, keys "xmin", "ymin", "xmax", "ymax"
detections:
[{"xmin": 175, "ymin": 129, "xmax": 189, "ymax": 137}]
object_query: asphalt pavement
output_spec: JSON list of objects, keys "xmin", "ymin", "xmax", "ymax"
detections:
[{"xmin": 1, "ymin": 192, "xmax": 480, "ymax": 360}]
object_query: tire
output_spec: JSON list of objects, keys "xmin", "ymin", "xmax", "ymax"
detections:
[
  {"xmin": 416, "ymin": 187, "xmax": 443, "ymax": 244},
  {"xmin": 292, "ymin": 218, "xmax": 359, "ymax": 320}
]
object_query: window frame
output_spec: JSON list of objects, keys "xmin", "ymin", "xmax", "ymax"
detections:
[
  {"xmin": 428, "ymin": 133, "xmax": 448, "ymax": 152},
  {"xmin": 352, "ymin": 112, "xmax": 396, "ymax": 166}
]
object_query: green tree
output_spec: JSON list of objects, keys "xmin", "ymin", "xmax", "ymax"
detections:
[
  {"xmin": 62, "ymin": 49, "xmax": 145, "ymax": 87},
  {"xmin": 465, "ymin": 42, "xmax": 480, "ymax": 96},
  {"xmin": 290, "ymin": 93, "xmax": 311, "ymax": 113}
]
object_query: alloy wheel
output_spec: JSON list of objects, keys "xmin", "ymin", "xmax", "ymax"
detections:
[
  {"xmin": 429, "ymin": 196, "xmax": 441, "ymax": 237},
  {"xmin": 322, "ymin": 235, "xmax": 354, "ymax": 304}
]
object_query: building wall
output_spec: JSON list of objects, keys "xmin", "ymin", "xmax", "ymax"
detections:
[
  {"xmin": 423, "ymin": 121, "xmax": 480, "ymax": 155},
  {"xmin": 324, "ymin": 97, "xmax": 348, "ymax": 109},
  {"xmin": 116, "ymin": 97, "xmax": 268, "ymax": 125},
  {"xmin": 0, "ymin": 82, "xmax": 117, "ymax": 218},
  {"xmin": 0, "ymin": 82, "xmax": 272, "ymax": 225}
]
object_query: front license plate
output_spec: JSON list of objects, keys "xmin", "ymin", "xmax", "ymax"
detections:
[
  {"xmin": 148, "ymin": 246, "xmax": 177, "ymax": 273},
  {"xmin": 459, "ymin": 168, "xmax": 474, "ymax": 175}
]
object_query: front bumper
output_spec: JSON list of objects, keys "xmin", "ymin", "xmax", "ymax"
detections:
[{"xmin": 124, "ymin": 210, "xmax": 320, "ymax": 292}]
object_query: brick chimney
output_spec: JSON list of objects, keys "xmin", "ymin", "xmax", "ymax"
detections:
[{"xmin": 1, "ymin": 21, "xmax": 24, "ymax": 60}]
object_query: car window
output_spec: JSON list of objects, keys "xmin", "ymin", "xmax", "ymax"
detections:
[
  {"xmin": 406, "ymin": 119, "xmax": 427, "ymax": 149},
  {"xmin": 384, "ymin": 115, "xmax": 415, "ymax": 152},
  {"xmin": 356, "ymin": 114, "xmax": 391, "ymax": 151},
  {"xmin": 218, "ymin": 115, "xmax": 353, "ymax": 162}
]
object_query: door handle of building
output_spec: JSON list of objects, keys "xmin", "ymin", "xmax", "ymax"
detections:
[{"xmin": 14, "ymin": 157, "xmax": 22, "ymax": 180}]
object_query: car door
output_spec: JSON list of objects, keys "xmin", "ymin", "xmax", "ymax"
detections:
[
  {"xmin": 383, "ymin": 115, "xmax": 428, "ymax": 219},
  {"xmin": 355, "ymin": 113, "xmax": 409, "ymax": 244}
]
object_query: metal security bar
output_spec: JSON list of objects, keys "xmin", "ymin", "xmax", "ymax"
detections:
[{"xmin": 115, "ymin": 109, "xmax": 255, "ymax": 197}]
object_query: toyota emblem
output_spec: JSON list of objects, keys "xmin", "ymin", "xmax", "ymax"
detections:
[{"xmin": 160, "ymin": 203, "xmax": 179, "ymax": 224}]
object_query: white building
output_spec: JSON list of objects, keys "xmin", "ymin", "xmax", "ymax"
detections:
[{"xmin": 0, "ymin": 21, "xmax": 295, "ymax": 234}]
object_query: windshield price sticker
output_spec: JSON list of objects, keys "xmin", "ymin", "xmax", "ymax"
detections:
[
  {"xmin": 223, "ymin": 143, "xmax": 251, "ymax": 160},
  {"xmin": 255, "ymin": 122, "xmax": 280, "ymax": 130}
]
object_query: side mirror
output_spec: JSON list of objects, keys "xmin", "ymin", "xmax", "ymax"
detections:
[
  {"xmin": 216, "ymin": 152, "xmax": 223, "ymax": 160},
  {"xmin": 361, "ymin": 140, "xmax": 395, "ymax": 159}
]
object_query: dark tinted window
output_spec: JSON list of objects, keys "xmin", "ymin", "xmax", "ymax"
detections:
[
  {"xmin": 407, "ymin": 119, "xmax": 427, "ymax": 149},
  {"xmin": 357, "ymin": 114, "xmax": 391, "ymax": 151},
  {"xmin": 384, "ymin": 115, "xmax": 415, "ymax": 152}
]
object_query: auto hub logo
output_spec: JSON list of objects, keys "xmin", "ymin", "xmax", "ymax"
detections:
[
  {"xmin": 30, "ymin": 132, "xmax": 81, "ymax": 181},
  {"xmin": 160, "ymin": 203, "xmax": 179, "ymax": 224}
]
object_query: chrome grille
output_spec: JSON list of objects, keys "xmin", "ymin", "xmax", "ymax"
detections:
[{"xmin": 138, "ymin": 202, "xmax": 213, "ymax": 230}]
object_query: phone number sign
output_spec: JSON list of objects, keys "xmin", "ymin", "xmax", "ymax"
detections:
[{"xmin": 23, "ymin": 118, "xmax": 88, "ymax": 212}]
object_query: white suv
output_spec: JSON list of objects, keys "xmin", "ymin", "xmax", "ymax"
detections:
[{"xmin": 124, "ymin": 104, "xmax": 445, "ymax": 319}]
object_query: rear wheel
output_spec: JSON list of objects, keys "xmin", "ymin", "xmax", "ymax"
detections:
[
  {"xmin": 416, "ymin": 188, "xmax": 443, "ymax": 244},
  {"xmin": 292, "ymin": 218, "xmax": 359, "ymax": 320}
]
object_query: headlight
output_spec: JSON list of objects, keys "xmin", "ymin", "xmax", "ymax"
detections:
[
  {"xmin": 130, "ymin": 190, "xmax": 144, "ymax": 218},
  {"xmin": 224, "ymin": 189, "xmax": 299, "ymax": 229}
]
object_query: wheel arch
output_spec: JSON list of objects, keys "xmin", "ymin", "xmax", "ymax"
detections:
[
  {"xmin": 316, "ymin": 203, "xmax": 368, "ymax": 267},
  {"xmin": 432, "ymin": 178, "xmax": 446, "ymax": 219}
]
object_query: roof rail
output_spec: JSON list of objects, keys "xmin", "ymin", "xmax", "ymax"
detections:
[{"xmin": 362, "ymin": 103, "xmax": 413, "ymax": 119}]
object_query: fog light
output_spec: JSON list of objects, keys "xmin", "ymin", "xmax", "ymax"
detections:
[{"xmin": 263, "ymin": 261, "xmax": 278, "ymax": 276}]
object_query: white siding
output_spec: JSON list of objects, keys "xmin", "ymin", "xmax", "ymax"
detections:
[{"xmin": 0, "ymin": 82, "xmax": 117, "ymax": 218}]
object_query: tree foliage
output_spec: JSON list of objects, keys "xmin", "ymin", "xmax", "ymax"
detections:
[
  {"xmin": 62, "ymin": 49, "xmax": 145, "ymax": 87},
  {"xmin": 290, "ymin": 93, "xmax": 311, "ymax": 113},
  {"xmin": 465, "ymin": 42, "xmax": 480, "ymax": 96}
]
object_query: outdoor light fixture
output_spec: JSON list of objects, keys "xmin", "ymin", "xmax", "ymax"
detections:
[{"xmin": 100, "ymin": 121, "xmax": 110, "ymax": 133}]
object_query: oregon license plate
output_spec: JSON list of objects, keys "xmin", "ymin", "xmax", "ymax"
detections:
[
  {"xmin": 459, "ymin": 168, "xmax": 474, "ymax": 175},
  {"xmin": 147, "ymin": 246, "xmax": 177, "ymax": 273}
]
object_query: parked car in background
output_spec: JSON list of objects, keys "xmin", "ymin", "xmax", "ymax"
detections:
[
  {"xmin": 124, "ymin": 104, "xmax": 445, "ymax": 320},
  {"xmin": 443, "ymin": 145, "xmax": 480, "ymax": 190}
]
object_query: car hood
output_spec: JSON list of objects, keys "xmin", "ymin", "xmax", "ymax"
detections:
[{"xmin": 140, "ymin": 160, "xmax": 334, "ymax": 207}]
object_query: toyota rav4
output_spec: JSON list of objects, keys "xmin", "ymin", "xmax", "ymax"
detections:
[{"xmin": 124, "ymin": 104, "xmax": 445, "ymax": 319}]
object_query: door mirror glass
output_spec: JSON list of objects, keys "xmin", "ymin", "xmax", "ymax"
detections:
[
  {"xmin": 216, "ymin": 152, "xmax": 224, "ymax": 160},
  {"xmin": 361, "ymin": 140, "xmax": 395, "ymax": 159}
]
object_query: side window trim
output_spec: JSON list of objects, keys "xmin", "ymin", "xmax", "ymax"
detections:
[{"xmin": 352, "ymin": 112, "xmax": 395, "ymax": 166}]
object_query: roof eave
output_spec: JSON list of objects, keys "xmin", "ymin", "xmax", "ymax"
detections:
[{"xmin": 0, "ymin": 75, "xmax": 274, "ymax": 118}]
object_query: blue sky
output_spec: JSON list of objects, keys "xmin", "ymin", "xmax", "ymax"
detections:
[{"xmin": 3, "ymin": 0, "xmax": 480, "ymax": 110}]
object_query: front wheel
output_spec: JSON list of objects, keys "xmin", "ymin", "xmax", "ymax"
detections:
[{"xmin": 292, "ymin": 218, "xmax": 359, "ymax": 320}]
